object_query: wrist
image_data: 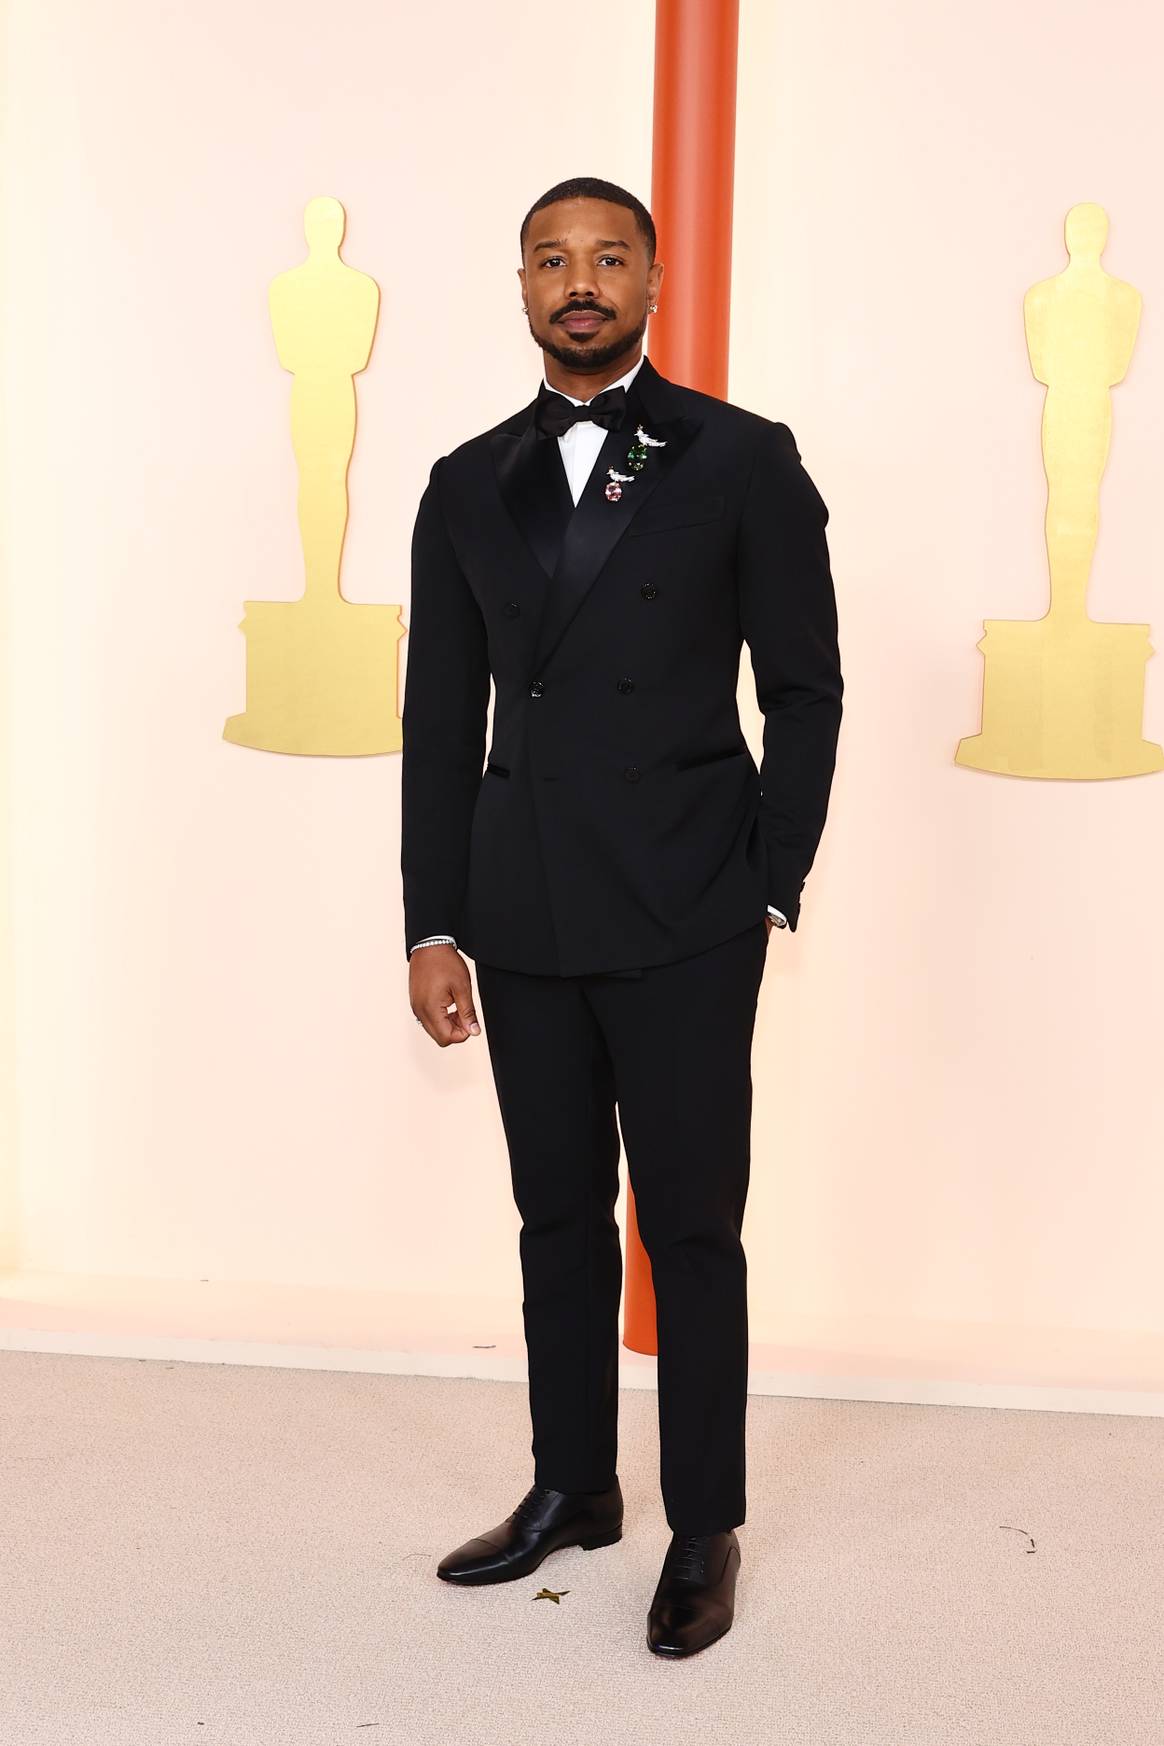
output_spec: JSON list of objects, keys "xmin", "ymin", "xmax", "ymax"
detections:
[{"xmin": 409, "ymin": 935, "xmax": 458, "ymax": 958}]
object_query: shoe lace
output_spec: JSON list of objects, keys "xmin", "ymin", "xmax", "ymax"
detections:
[
  {"xmin": 672, "ymin": 1533, "xmax": 707, "ymax": 1581},
  {"xmin": 510, "ymin": 1483, "xmax": 551, "ymax": 1529}
]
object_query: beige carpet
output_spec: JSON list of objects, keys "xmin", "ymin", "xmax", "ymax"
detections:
[{"xmin": 0, "ymin": 1351, "xmax": 1159, "ymax": 1745}]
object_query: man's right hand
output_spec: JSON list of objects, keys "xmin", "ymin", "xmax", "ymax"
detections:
[{"xmin": 409, "ymin": 945, "xmax": 481, "ymax": 1046}]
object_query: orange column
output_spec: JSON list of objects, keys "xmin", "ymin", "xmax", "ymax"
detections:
[{"xmin": 623, "ymin": 0, "xmax": 741, "ymax": 1356}]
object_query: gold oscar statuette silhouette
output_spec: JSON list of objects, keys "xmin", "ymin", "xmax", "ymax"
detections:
[
  {"xmin": 224, "ymin": 196, "xmax": 404, "ymax": 755},
  {"xmin": 957, "ymin": 202, "xmax": 1163, "ymax": 778}
]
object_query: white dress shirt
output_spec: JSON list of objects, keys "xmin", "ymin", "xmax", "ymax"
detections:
[
  {"xmin": 409, "ymin": 355, "xmax": 787, "ymax": 954},
  {"xmin": 550, "ymin": 352, "xmax": 648, "ymax": 506}
]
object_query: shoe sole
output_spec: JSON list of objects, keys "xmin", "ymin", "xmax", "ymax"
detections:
[
  {"xmin": 437, "ymin": 1524, "xmax": 623, "ymax": 1585},
  {"xmin": 579, "ymin": 1525, "xmax": 623, "ymax": 1551}
]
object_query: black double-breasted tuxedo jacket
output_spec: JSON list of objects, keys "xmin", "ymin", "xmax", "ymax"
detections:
[{"xmin": 400, "ymin": 352, "xmax": 843, "ymax": 978}]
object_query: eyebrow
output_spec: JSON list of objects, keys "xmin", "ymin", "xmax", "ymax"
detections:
[{"xmin": 532, "ymin": 237, "xmax": 632, "ymax": 252}]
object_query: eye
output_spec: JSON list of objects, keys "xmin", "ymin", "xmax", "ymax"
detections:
[{"xmin": 536, "ymin": 254, "xmax": 626, "ymax": 269}]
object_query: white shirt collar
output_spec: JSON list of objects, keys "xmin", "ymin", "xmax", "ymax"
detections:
[{"xmin": 541, "ymin": 351, "xmax": 646, "ymax": 408}]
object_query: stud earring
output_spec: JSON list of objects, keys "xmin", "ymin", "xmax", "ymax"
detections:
[{"xmin": 649, "ymin": 302, "xmax": 659, "ymax": 313}]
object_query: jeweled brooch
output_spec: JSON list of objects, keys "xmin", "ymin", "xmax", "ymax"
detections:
[{"xmin": 605, "ymin": 423, "xmax": 667, "ymax": 501}]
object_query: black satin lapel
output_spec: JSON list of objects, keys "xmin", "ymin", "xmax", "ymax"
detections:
[
  {"xmin": 490, "ymin": 415, "xmax": 575, "ymax": 583},
  {"xmin": 530, "ymin": 402, "xmax": 702, "ymax": 673}
]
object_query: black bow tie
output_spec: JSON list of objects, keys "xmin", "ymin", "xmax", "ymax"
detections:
[{"xmin": 535, "ymin": 382, "xmax": 629, "ymax": 438}]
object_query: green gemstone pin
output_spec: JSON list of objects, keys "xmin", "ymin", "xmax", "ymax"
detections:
[{"xmin": 605, "ymin": 423, "xmax": 667, "ymax": 500}]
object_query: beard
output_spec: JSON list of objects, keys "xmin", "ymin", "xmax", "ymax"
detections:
[{"xmin": 528, "ymin": 303, "xmax": 649, "ymax": 374}]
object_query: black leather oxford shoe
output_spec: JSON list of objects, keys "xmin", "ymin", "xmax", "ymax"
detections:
[
  {"xmin": 646, "ymin": 1529, "xmax": 741, "ymax": 1656},
  {"xmin": 436, "ymin": 1479, "xmax": 624, "ymax": 1585}
]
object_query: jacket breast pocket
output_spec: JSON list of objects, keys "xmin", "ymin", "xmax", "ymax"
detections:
[{"xmin": 627, "ymin": 492, "xmax": 725, "ymax": 537}]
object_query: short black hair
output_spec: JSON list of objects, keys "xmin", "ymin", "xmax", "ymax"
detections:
[{"xmin": 520, "ymin": 177, "xmax": 656, "ymax": 264}]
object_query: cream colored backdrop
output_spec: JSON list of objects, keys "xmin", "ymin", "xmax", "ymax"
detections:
[{"xmin": 3, "ymin": 0, "xmax": 1163, "ymax": 1381}]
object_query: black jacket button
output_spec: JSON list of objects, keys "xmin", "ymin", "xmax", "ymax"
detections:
[
  {"xmin": 529, "ymin": 680, "xmax": 544, "ymax": 698},
  {"xmin": 623, "ymin": 765, "xmax": 640, "ymax": 782},
  {"xmin": 616, "ymin": 676, "xmax": 635, "ymax": 694},
  {"xmin": 503, "ymin": 600, "xmax": 520, "ymax": 618},
  {"xmin": 640, "ymin": 582, "xmax": 657, "ymax": 600}
]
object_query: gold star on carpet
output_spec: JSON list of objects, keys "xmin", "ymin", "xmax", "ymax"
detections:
[{"xmin": 533, "ymin": 1587, "xmax": 569, "ymax": 1603}]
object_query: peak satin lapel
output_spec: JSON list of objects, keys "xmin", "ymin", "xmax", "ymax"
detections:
[
  {"xmin": 490, "ymin": 412, "xmax": 575, "ymax": 584},
  {"xmin": 530, "ymin": 404, "xmax": 699, "ymax": 672}
]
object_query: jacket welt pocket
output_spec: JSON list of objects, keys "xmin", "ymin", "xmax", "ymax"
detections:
[
  {"xmin": 627, "ymin": 493, "xmax": 725, "ymax": 536},
  {"xmin": 675, "ymin": 744, "xmax": 748, "ymax": 773},
  {"xmin": 485, "ymin": 761, "xmax": 510, "ymax": 778}
]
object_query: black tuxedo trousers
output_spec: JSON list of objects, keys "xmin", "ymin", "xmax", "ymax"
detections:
[{"xmin": 476, "ymin": 917, "xmax": 769, "ymax": 1535}]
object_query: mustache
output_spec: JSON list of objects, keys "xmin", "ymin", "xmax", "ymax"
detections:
[{"xmin": 552, "ymin": 302, "xmax": 613, "ymax": 321}]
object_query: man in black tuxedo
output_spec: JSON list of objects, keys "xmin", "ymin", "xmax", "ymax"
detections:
[{"xmin": 401, "ymin": 175, "xmax": 842, "ymax": 1657}]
